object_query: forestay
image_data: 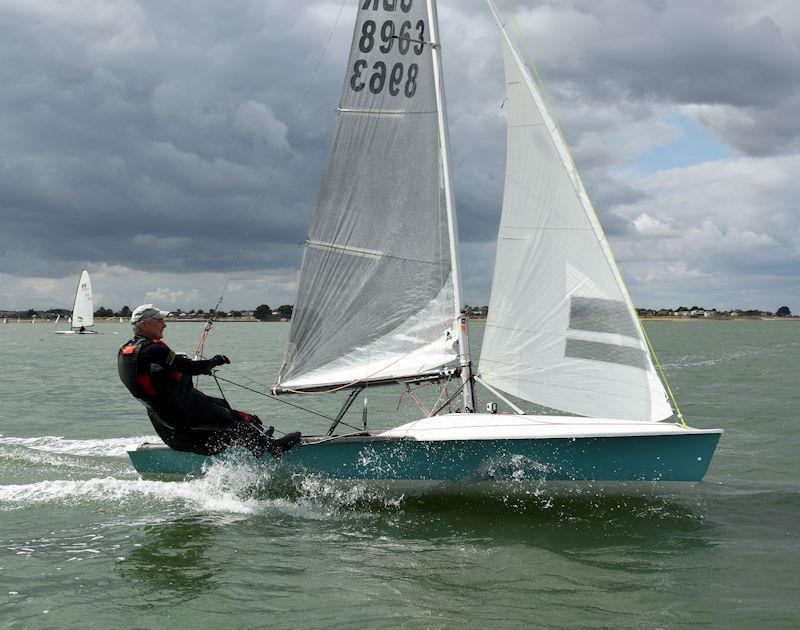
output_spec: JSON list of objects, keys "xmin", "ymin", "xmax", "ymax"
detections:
[
  {"xmin": 276, "ymin": 0, "xmax": 457, "ymax": 392},
  {"xmin": 479, "ymin": 4, "xmax": 673, "ymax": 422},
  {"xmin": 72, "ymin": 269, "xmax": 94, "ymax": 329}
]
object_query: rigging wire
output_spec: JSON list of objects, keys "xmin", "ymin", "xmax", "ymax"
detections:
[
  {"xmin": 213, "ymin": 374, "xmax": 335, "ymax": 422},
  {"xmin": 214, "ymin": 372, "xmax": 365, "ymax": 433},
  {"xmin": 214, "ymin": 371, "xmax": 364, "ymax": 433},
  {"xmin": 430, "ymin": 377, "xmax": 469, "ymax": 417},
  {"xmin": 211, "ymin": 373, "xmax": 229, "ymax": 404},
  {"xmin": 500, "ymin": 0, "xmax": 687, "ymax": 426}
]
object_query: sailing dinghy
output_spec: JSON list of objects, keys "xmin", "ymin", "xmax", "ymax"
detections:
[
  {"xmin": 129, "ymin": 0, "xmax": 721, "ymax": 486},
  {"xmin": 55, "ymin": 269, "xmax": 98, "ymax": 335}
]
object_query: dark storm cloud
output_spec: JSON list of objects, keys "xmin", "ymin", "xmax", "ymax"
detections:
[
  {"xmin": 0, "ymin": 0, "xmax": 797, "ymax": 311},
  {"xmin": 0, "ymin": 0, "xmax": 351, "ymax": 278}
]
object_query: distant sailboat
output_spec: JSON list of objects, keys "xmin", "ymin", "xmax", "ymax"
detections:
[
  {"xmin": 54, "ymin": 269, "xmax": 98, "ymax": 335},
  {"xmin": 54, "ymin": 314, "xmax": 61, "ymax": 326}
]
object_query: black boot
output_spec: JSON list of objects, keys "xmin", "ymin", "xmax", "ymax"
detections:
[{"xmin": 265, "ymin": 431, "xmax": 302, "ymax": 457}]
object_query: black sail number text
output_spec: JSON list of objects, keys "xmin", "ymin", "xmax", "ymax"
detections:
[
  {"xmin": 361, "ymin": 0, "xmax": 414, "ymax": 13},
  {"xmin": 350, "ymin": 16, "xmax": 425, "ymax": 97},
  {"xmin": 351, "ymin": 61, "xmax": 418, "ymax": 97},
  {"xmin": 358, "ymin": 19, "xmax": 424, "ymax": 57}
]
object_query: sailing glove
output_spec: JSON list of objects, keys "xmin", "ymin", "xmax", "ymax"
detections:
[{"xmin": 210, "ymin": 354, "xmax": 230, "ymax": 366}]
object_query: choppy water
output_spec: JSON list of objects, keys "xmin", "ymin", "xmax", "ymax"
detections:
[{"xmin": 1, "ymin": 320, "xmax": 798, "ymax": 628}]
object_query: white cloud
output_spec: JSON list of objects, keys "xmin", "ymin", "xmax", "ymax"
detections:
[
  {"xmin": 143, "ymin": 287, "xmax": 201, "ymax": 306},
  {"xmin": 633, "ymin": 213, "xmax": 674, "ymax": 237},
  {"xmin": 610, "ymin": 154, "xmax": 800, "ymax": 310}
]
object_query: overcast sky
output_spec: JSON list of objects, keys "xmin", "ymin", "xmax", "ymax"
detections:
[{"xmin": 1, "ymin": 0, "xmax": 798, "ymax": 313}]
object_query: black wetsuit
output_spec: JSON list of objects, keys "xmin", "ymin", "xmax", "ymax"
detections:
[{"xmin": 118, "ymin": 335, "xmax": 298, "ymax": 456}]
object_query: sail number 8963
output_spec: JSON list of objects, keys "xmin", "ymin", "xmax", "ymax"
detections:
[
  {"xmin": 349, "ymin": 17, "xmax": 424, "ymax": 97},
  {"xmin": 350, "ymin": 60, "xmax": 418, "ymax": 97},
  {"xmin": 359, "ymin": 19, "xmax": 425, "ymax": 56}
]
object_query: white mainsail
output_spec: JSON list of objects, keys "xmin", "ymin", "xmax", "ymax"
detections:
[
  {"xmin": 71, "ymin": 269, "xmax": 95, "ymax": 330},
  {"xmin": 276, "ymin": 0, "xmax": 459, "ymax": 392},
  {"xmin": 479, "ymin": 2, "xmax": 672, "ymax": 422}
]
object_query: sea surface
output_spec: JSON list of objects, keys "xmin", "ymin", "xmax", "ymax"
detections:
[{"xmin": 1, "ymin": 320, "xmax": 797, "ymax": 629}]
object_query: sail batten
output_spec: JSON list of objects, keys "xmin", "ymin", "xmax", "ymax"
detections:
[
  {"xmin": 480, "ymin": 1, "xmax": 672, "ymax": 422},
  {"xmin": 276, "ymin": 0, "xmax": 458, "ymax": 392}
]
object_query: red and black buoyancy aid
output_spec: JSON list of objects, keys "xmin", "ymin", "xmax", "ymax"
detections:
[{"xmin": 117, "ymin": 337, "xmax": 184, "ymax": 401}]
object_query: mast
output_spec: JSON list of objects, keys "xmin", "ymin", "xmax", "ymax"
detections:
[{"xmin": 425, "ymin": 0, "xmax": 475, "ymax": 412}]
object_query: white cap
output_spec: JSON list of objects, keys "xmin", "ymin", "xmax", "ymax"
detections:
[{"xmin": 130, "ymin": 304, "xmax": 170, "ymax": 325}]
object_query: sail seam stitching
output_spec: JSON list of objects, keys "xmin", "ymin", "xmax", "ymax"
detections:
[
  {"xmin": 484, "ymin": 321, "xmax": 640, "ymax": 343},
  {"xmin": 481, "ymin": 357, "xmax": 654, "ymax": 389},
  {"xmin": 306, "ymin": 240, "xmax": 445, "ymax": 265},
  {"xmin": 338, "ymin": 108, "xmax": 438, "ymax": 115},
  {"xmin": 481, "ymin": 366, "xmax": 657, "ymax": 401},
  {"xmin": 500, "ymin": 230, "xmax": 592, "ymax": 238}
]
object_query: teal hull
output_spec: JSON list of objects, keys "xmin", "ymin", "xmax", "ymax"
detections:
[{"xmin": 128, "ymin": 431, "xmax": 721, "ymax": 483}]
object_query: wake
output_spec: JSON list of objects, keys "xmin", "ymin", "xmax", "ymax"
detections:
[{"xmin": 0, "ymin": 434, "xmax": 159, "ymax": 457}]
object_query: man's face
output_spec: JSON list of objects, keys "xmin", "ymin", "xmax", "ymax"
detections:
[{"xmin": 139, "ymin": 317, "xmax": 166, "ymax": 339}]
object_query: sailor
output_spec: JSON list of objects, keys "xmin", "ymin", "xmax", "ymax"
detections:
[{"xmin": 118, "ymin": 304, "xmax": 300, "ymax": 457}]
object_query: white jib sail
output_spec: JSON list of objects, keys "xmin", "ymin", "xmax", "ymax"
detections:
[
  {"xmin": 71, "ymin": 269, "xmax": 94, "ymax": 329},
  {"xmin": 479, "ymin": 2, "xmax": 672, "ymax": 422},
  {"xmin": 276, "ymin": 0, "xmax": 458, "ymax": 392}
]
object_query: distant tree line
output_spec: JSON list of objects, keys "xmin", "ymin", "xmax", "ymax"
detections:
[
  {"xmin": 1, "ymin": 304, "xmax": 294, "ymax": 320},
  {"xmin": 253, "ymin": 304, "xmax": 293, "ymax": 320},
  {"xmin": 636, "ymin": 306, "xmax": 793, "ymax": 318},
  {"xmin": 3, "ymin": 304, "xmax": 795, "ymax": 321}
]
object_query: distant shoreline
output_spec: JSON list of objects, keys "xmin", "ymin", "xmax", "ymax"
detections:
[
  {"xmin": 638, "ymin": 316, "xmax": 799, "ymax": 321},
  {"xmin": 4, "ymin": 316, "xmax": 797, "ymax": 325},
  {"xmin": 1, "ymin": 317, "xmax": 283, "ymax": 325}
]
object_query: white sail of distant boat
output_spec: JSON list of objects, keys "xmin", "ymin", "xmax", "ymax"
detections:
[
  {"xmin": 54, "ymin": 269, "xmax": 97, "ymax": 335},
  {"xmin": 128, "ymin": 0, "xmax": 721, "ymax": 486},
  {"xmin": 54, "ymin": 314, "xmax": 61, "ymax": 326}
]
